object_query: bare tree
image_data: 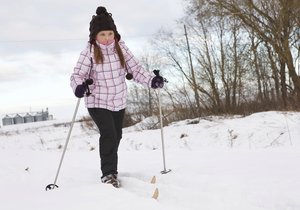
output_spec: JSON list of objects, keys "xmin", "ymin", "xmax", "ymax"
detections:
[{"xmin": 204, "ymin": 0, "xmax": 300, "ymax": 103}]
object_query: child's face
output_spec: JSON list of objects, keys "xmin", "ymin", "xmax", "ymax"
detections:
[{"xmin": 96, "ymin": 30, "xmax": 115, "ymax": 45}]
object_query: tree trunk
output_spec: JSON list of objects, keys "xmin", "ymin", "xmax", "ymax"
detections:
[
  {"xmin": 279, "ymin": 59, "xmax": 288, "ymax": 108},
  {"xmin": 266, "ymin": 43, "xmax": 280, "ymax": 103}
]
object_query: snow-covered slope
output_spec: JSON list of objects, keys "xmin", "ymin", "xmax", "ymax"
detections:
[{"xmin": 0, "ymin": 111, "xmax": 300, "ymax": 210}]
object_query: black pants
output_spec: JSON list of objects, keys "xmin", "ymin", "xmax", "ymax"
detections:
[{"xmin": 88, "ymin": 108, "xmax": 125, "ymax": 178}]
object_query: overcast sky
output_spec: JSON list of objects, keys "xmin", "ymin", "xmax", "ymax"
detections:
[{"xmin": 0, "ymin": 0, "xmax": 185, "ymax": 121}]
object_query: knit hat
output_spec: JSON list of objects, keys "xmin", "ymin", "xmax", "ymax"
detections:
[{"xmin": 89, "ymin": 6, "xmax": 121, "ymax": 44}]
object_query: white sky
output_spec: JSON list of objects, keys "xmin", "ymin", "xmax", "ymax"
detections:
[{"xmin": 0, "ymin": 0, "xmax": 184, "ymax": 120}]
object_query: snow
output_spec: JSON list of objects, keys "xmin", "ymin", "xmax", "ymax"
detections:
[{"xmin": 0, "ymin": 111, "xmax": 300, "ymax": 210}]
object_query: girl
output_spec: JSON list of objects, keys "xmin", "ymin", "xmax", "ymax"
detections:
[{"xmin": 70, "ymin": 6, "xmax": 165, "ymax": 188}]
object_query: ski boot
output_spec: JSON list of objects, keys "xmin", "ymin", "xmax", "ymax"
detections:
[{"xmin": 101, "ymin": 174, "xmax": 120, "ymax": 188}]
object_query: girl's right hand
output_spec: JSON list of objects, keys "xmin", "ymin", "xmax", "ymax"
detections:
[{"xmin": 75, "ymin": 83, "xmax": 88, "ymax": 98}]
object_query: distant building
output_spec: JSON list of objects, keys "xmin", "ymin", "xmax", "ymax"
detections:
[
  {"xmin": 2, "ymin": 115, "xmax": 13, "ymax": 126},
  {"xmin": 1, "ymin": 108, "xmax": 53, "ymax": 126},
  {"xmin": 24, "ymin": 113, "xmax": 34, "ymax": 123},
  {"xmin": 13, "ymin": 114, "xmax": 24, "ymax": 124},
  {"xmin": 34, "ymin": 112, "xmax": 44, "ymax": 122}
]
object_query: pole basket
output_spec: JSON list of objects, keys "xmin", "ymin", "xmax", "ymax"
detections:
[
  {"xmin": 45, "ymin": 184, "xmax": 59, "ymax": 191},
  {"xmin": 161, "ymin": 169, "xmax": 172, "ymax": 174}
]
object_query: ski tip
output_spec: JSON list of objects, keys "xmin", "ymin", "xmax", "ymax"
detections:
[
  {"xmin": 150, "ymin": 176, "xmax": 156, "ymax": 184},
  {"xmin": 152, "ymin": 188, "xmax": 159, "ymax": 200}
]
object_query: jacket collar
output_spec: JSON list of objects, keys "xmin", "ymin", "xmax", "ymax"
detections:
[{"xmin": 96, "ymin": 40, "xmax": 116, "ymax": 52}]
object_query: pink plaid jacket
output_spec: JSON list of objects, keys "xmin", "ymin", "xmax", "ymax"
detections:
[{"xmin": 70, "ymin": 41, "xmax": 154, "ymax": 111}]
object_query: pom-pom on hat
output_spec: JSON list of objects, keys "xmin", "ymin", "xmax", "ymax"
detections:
[{"xmin": 89, "ymin": 6, "xmax": 121, "ymax": 44}]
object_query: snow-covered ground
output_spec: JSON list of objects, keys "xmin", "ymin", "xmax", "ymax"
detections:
[{"xmin": 0, "ymin": 111, "xmax": 300, "ymax": 210}]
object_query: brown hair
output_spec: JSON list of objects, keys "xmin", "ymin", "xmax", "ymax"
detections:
[{"xmin": 93, "ymin": 41, "xmax": 125, "ymax": 68}]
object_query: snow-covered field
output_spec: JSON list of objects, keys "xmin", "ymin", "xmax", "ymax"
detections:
[{"xmin": 0, "ymin": 111, "xmax": 300, "ymax": 210}]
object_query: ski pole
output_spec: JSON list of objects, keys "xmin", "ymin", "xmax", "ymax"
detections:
[
  {"xmin": 157, "ymin": 88, "xmax": 171, "ymax": 174},
  {"xmin": 45, "ymin": 98, "xmax": 81, "ymax": 190}
]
